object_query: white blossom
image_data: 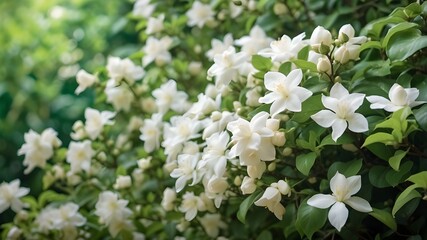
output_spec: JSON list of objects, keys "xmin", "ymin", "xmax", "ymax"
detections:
[
  {"xmin": 161, "ymin": 188, "xmax": 176, "ymax": 211},
  {"xmin": 259, "ymin": 69, "xmax": 313, "ymax": 117},
  {"xmin": 146, "ymin": 14, "xmax": 164, "ymax": 35},
  {"xmin": 198, "ymin": 131, "xmax": 229, "ymax": 179},
  {"xmin": 235, "ymin": 25, "xmax": 273, "ymax": 55},
  {"xmin": 179, "ymin": 192, "xmax": 208, "ymax": 221},
  {"xmin": 84, "ymin": 108, "xmax": 115, "ymax": 140},
  {"xmin": 254, "ymin": 181, "xmax": 288, "ymax": 220},
  {"xmin": 240, "ymin": 176, "xmax": 256, "ymax": 195},
  {"xmin": 66, "ymin": 140, "xmax": 94, "ymax": 174},
  {"xmin": 75, "ymin": 69, "xmax": 97, "ymax": 95},
  {"xmin": 307, "ymin": 172, "xmax": 372, "ymax": 231},
  {"xmin": 186, "ymin": 1, "xmax": 215, "ymax": 28},
  {"xmin": 18, "ymin": 128, "xmax": 61, "ymax": 174},
  {"xmin": 113, "ymin": 175, "xmax": 132, "ymax": 189},
  {"xmin": 311, "ymin": 83, "xmax": 368, "ymax": 141},
  {"xmin": 199, "ymin": 214, "xmax": 227, "ymax": 238},
  {"xmin": 132, "ymin": 0, "xmax": 155, "ymax": 18},
  {"xmin": 204, "ymin": 175, "xmax": 229, "ymax": 208},
  {"xmin": 105, "ymin": 80, "xmax": 134, "ymax": 112},
  {"xmin": 170, "ymin": 153, "xmax": 200, "ymax": 192},
  {"xmin": 142, "ymin": 36, "xmax": 173, "ymax": 66},
  {"xmin": 207, "ymin": 46, "xmax": 249, "ymax": 89},
  {"xmin": 206, "ymin": 33, "xmax": 234, "ymax": 60},
  {"xmin": 106, "ymin": 56, "xmax": 144, "ymax": 85},
  {"xmin": 152, "ymin": 80, "xmax": 189, "ymax": 114},
  {"xmin": 0, "ymin": 180, "xmax": 29, "ymax": 214},
  {"xmin": 310, "ymin": 26, "xmax": 333, "ymax": 52},
  {"xmin": 367, "ymin": 83, "xmax": 426, "ymax": 112},
  {"xmin": 258, "ymin": 33, "xmax": 306, "ymax": 63},
  {"xmin": 139, "ymin": 113, "xmax": 163, "ymax": 153}
]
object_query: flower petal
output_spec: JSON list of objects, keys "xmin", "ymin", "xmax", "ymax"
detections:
[
  {"xmin": 269, "ymin": 98, "xmax": 286, "ymax": 117},
  {"xmin": 321, "ymin": 95, "xmax": 339, "ymax": 112},
  {"xmin": 345, "ymin": 196, "xmax": 372, "ymax": 213},
  {"xmin": 330, "ymin": 172, "xmax": 347, "ymax": 196},
  {"xmin": 331, "ymin": 119, "xmax": 347, "ymax": 142},
  {"xmin": 328, "ymin": 202, "xmax": 349, "ymax": 232},
  {"xmin": 285, "ymin": 69, "xmax": 303, "ymax": 87},
  {"xmin": 285, "ymin": 93, "xmax": 303, "ymax": 112},
  {"xmin": 311, "ymin": 110, "xmax": 336, "ymax": 128},
  {"xmin": 347, "ymin": 113, "xmax": 368, "ymax": 133},
  {"xmin": 366, "ymin": 96, "xmax": 391, "ymax": 110},
  {"xmin": 307, "ymin": 194, "xmax": 336, "ymax": 209},
  {"xmin": 264, "ymin": 72, "xmax": 284, "ymax": 90},
  {"xmin": 330, "ymin": 83, "xmax": 349, "ymax": 99},
  {"xmin": 345, "ymin": 175, "xmax": 361, "ymax": 197}
]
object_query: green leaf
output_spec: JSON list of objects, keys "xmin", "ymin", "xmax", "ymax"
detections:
[
  {"xmin": 414, "ymin": 104, "xmax": 427, "ymax": 131},
  {"xmin": 382, "ymin": 22, "xmax": 418, "ymax": 48},
  {"xmin": 362, "ymin": 132, "xmax": 396, "ymax": 147},
  {"xmin": 292, "ymin": 59, "xmax": 317, "ymax": 72},
  {"xmin": 362, "ymin": 16, "xmax": 405, "ymax": 38},
  {"xmin": 279, "ymin": 62, "xmax": 292, "ymax": 75},
  {"xmin": 296, "ymin": 152, "xmax": 317, "ymax": 176},
  {"xmin": 298, "ymin": 45, "xmax": 310, "ymax": 61},
  {"xmin": 407, "ymin": 171, "xmax": 427, "ymax": 189},
  {"xmin": 388, "ymin": 149, "xmax": 408, "ymax": 171},
  {"xmin": 292, "ymin": 95, "xmax": 323, "ymax": 123},
  {"xmin": 392, "ymin": 184, "xmax": 421, "ymax": 217},
  {"xmin": 252, "ymin": 55, "xmax": 273, "ymax": 72},
  {"xmin": 369, "ymin": 208, "xmax": 397, "ymax": 231},
  {"xmin": 295, "ymin": 199, "xmax": 328, "ymax": 239},
  {"xmin": 248, "ymin": 104, "xmax": 270, "ymax": 119},
  {"xmin": 375, "ymin": 117, "xmax": 401, "ymax": 131},
  {"xmin": 327, "ymin": 159, "xmax": 362, "ymax": 179},
  {"xmin": 256, "ymin": 230, "xmax": 273, "ymax": 240},
  {"xmin": 38, "ymin": 190, "xmax": 67, "ymax": 207},
  {"xmin": 385, "ymin": 161, "xmax": 413, "ymax": 187},
  {"xmin": 237, "ymin": 190, "xmax": 262, "ymax": 224},
  {"xmin": 360, "ymin": 41, "xmax": 382, "ymax": 53},
  {"xmin": 369, "ymin": 166, "xmax": 391, "ymax": 188},
  {"xmin": 319, "ymin": 133, "xmax": 354, "ymax": 147},
  {"xmin": 366, "ymin": 143, "xmax": 394, "ymax": 161},
  {"xmin": 387, "ymin": 28, "xmax": 427, "ymax": 61}
]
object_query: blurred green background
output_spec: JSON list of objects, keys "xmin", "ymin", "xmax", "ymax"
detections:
[{"xmin": 0, "ymin": 0, "xmax": 138, "ymax": 189}]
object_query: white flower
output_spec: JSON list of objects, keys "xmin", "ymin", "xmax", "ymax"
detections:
[
  {"xmin": 179, "ymin": 192, "xmax": 207, "ymax": 221},
  {"xmin": 107, "ymin": 56, "xmax": 144, "ymax": 85},
  {"xmin": 186, "ymin": 1, "xmax": 215, "ymax": 28},
  {"xmin": 247, "ymin": 161, "xmax": 266, "ymax": 179},
  {"xmin": 170, "ymin": 153, "xmax": 200, "ymax": 192},
  {"xmin": 198, "ymin": 131, "xmax": 229, "ymax": 179},
  {"xmin": 146, "ymin": 14, "xmax": 164, "ymax": 34},
  {"xmin": 18, "ymin": 128, "xmax": 61, "ymax": 174},
  {"xmin": 142, "ymin": 36, "xmax": 173, "ymax": 66},
  {"xmin": 95, "ymin": 191, "xmax": 133, "ymax": 236},
  {"xmin": 259, "ymin": 69, "xmax": 313, "ymax": 117},
  {"xmin": 254, "ymin": 181, "xmax": 287, "ymax": 220},
  {"xmin": 246, "ymin": 87, "xmax": 262, "ymax": 107},
  {"xmin": 227, "ymin": 112, "xmax": 275, "ymax": 166},
  {"xmin": 310, "ymin": 26, "xmax": 333, "ymax": 52},
  {"xmin": 338, "ymin": 24, "xmax": 367, "ymax": 44},
  {"xmin": 205, "ymin": 176, "xmax": 229, "ymax": 208},
  {"xmin": 105, "ymin": 80, "xmax": 134, "ymax": 112},
  {"xmin": 113, "ymin": 176, "xmax": 132, "ymax": 189},
  {"xmin": 75, "ymin": 69, "xmax": 97, "ymax": 95},
  {"xmin": 53, "ymin": 203, "xmax": 86, "ymax": 239},
  {"xmin": 203, "ymin": 111, "xmax": 236, "ymax": 139},
  {"xmin": 6, "ymin": 226, "xmax": 22, "ymax": 240},
  {"xmin": 235, "ymin": 25, "xmax": 273, "ymax": 55},
  {"xmin": 333, "ymin": 43, "xmax": 361, "ymax": 64},
  {"xmin": 66, "ymin": 140, "xmax": 94, "ymax": 174},
  {"xmin": 241, "ymin": 176, "xmax": 256, "ymax": 195},
  {"xmin": 316, "ymin": 57, "xmax": 332, "ymax": 74},
  {"xmin": 137, "ymin": 157, "xmax": 151, "ymax": 170},
  {"xmin": 207, "ymin": 46, "xmax": 249, "ymax": 89},
  {"xmin": 185, "ymin": 93, "xmax": 220, "ymax": 119},
  {"xmin": 206, "ymin": 33, "xmax": 234, "ymax": 60},
  {"xmin": 307, "ymin": 172, "xmax": 372, "ymax": 232},
  {"xmin": 199, "ymin": 214, "xmax": 227, "ymax": 238},
  {"xmin": 139, "ymin": 113, "xmax": 163, "ymax": 153},
  {"xmin": 132, "ymin": 0, "xmax": 155, "ymax": 18},
  {"xmin": 161, "ymin": 188, "xmax": 176, "ymax": 211},
  {"xmin": 258, "ymin": 33, "xmax": 307, "ymax": 62},
  {"xmin": 367, "ymin": 83, "xmax": 426, "ymax": 112},
  {"xmin": 152, "ymin": 80, "xmax": 189, "ymax": 114},
  {"xmin": 84, "ymin": 108, "xmax": 115, "ymax": 140},
  {"xmin": 0, "ymin": 180, "xmax": 29, "ymax": 214},
  {"xmin": 311, "ymin": 83, "xmax": 368, "ymax": 141}
]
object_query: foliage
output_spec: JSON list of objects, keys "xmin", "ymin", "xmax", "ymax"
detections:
[{"xmin": 2, "ymin": 0, "xmax": 427, "ymax": 239}]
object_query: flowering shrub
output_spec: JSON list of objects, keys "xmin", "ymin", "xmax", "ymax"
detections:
[{"xmin": 2, "ymin": 0, "xmax": 427, "ymax": 239}]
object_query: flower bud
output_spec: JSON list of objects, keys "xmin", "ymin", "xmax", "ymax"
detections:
[
  {"xmin": 234, "ymin": 176, "xmax": 242, "ymax": 186},
  {"xmin": 272, "ymin": 132, "xmax": 286, "ymax": 146},
  {"xmin": 114, "ymin": 175, "xmax": 132, "ymax": 189},
  {"xmin": 7, "ymin": 226, "xmax": 22, "ymax": 240},
  {"xmin": 207, "ymin": 176, "xmax": 228, "ymax": 194},
  {"xmin": 338, "ymin": 24, "xmax": 355, "ymax": 42},
  {"xmin": 247, "ymin": 161, "xmax": 266, "ymax": 179},
  {"xmin": 161, "ymin": 188, "xmax": 176, "ymax": 211},
  {"xmin": 241, "ymin": 176, "xmax": 256, "ymax": 194},
  {"xmin": 310, "ymin": 26, "xmax": 333, "ymax": 52},
  {"xmin": 277, "ymin": 180, "xmax": 291, "ymax": 197},
  {"xmin": 273, "ymin": 2, "xmax": 288, "ymax": 15},
  {"xmin": 267, "ymin": 162, "xmax": 276, "ymax": 171},
  {"xmin": 138, "ymin": 157, "xmax": 152, "ymax": 170},
  {"xmin": 266, "ymin": 119, "xmax": 280, "ymax": 131},
  {"xmin": 75, "ymin": 69, "xmax": 97, "ymax": 95},
  {"xmin": 317, "ymin": 57, "xmax": 331, "ymax": 74},
  {"xmin": 246, "ymin": 88, "xmax": 261, "ymax": 107},
  {"xmin": 282, "ymin": 147, "xmax": 293, "ymax": 156},
  {"xmin": 342, "ymin": 143, "xmax": 359, "ymax": 152},
  {"xmin": 189, "ymin": 61, "xmax": 203, "ymax": 76}
]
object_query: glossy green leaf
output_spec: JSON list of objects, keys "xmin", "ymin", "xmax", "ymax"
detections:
[
  {"xmin": 237, "ymin": 190, "xmax": 262, "ymax": 224},
  {"xmin": 292, "ymin": 59, "xmax": 317, "ymax": 72},
  {"xmin": 296, "ymin": 152, "xmax": 317, "ymax": 176},
  {"xmin": 252, "ymin": 55, "xmax": 273, "ymax": 72},
  {"xmin": 388, "ymin": 149, "xmax": 408, "ymax": 171},
  {"xmin": 369, "ymin": 208, "xmax": 397, "ymax": 231},
  {"xmin": 382, "ymin": 22, "xmax": 418, "ymax": 48},
  {"xmin": 292, "ymin": 95, "xmax": 323, "ymax": 123},
  {"xmin": 387, "ymin": 29, "xmax": 427, "ymax": 61},
  {"xmin": 392, "ymin": 184, "xmax": 421, "ymax": 217},
  {"xmin": 295, "ymin": 199, "xmax": 327, "ymax": 240},
  {"xmin": 385, "ymin": 161, "xmax": 413, "ymax": 187},
  {"xmin": 414, "ymin": 104, "xmax": 427, "ymax": 131},
  {"xmin": 327, "ymin": 159, "xmax": 362, "ymax": 179},
  {"xmin": 362, "ymin": 132, "xmax": 396, "ymax": 147},
  {"xmin": 407, "ymin": 171, "xmax": 427, "ymax": 189}
]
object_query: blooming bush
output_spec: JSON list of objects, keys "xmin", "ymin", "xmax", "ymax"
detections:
[{"xmin": 2, "ymin": 0, "xmax": 427, "ymax": 239}]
